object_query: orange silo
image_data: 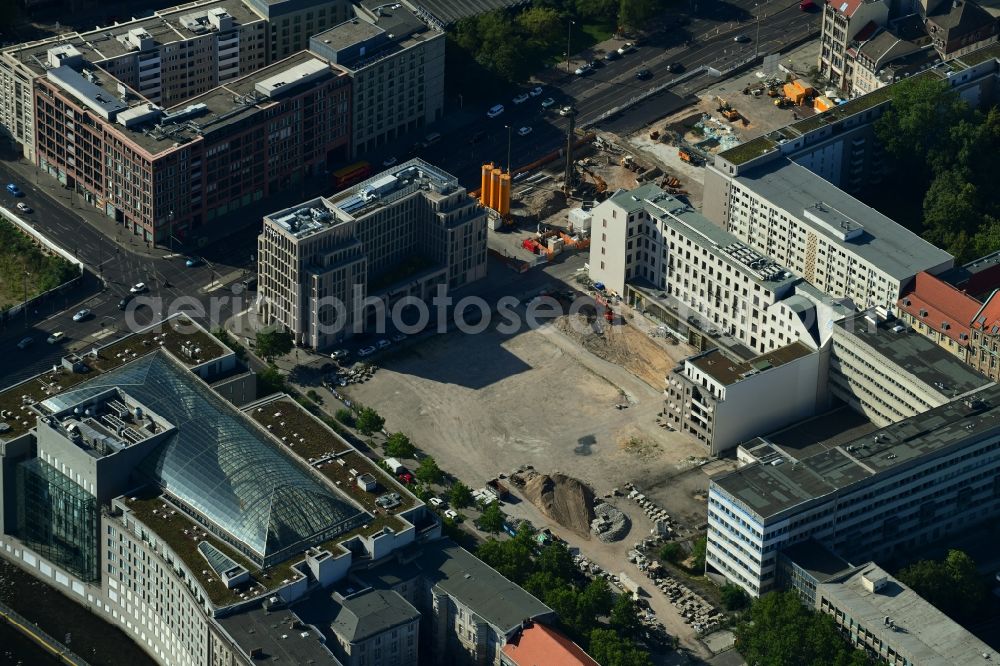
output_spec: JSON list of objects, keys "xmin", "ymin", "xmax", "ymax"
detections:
[
  {"xmin": 498, "ymin": 171, "xmax": 511, "ymax": 216},
  {"xmin": 480, "ymin": 163, "xmax": 494, "ymax": 207},
  {"xmin": 490, "ymin": 166, "xmax": 503, "ymax": 211}
]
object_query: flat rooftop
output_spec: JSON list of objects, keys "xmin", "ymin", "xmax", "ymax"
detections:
[
  {"xmin": 712, "ymin": 383, "xmax": 1000, "ymax": 520},
  {"xmin": 836, "ymin": 312, "xmax": 990, "ymax": 397},
  {"xmin": 819, "ymin": 564, "xmax": 999, "ymax": 664},
  {"xmin": 609, "ymin": 184, "xmax": 799, "ymax": 292},
  {"xmin": 781, "ymin": 539, "xmax": 852, "ymax": 583},
  {"xmin": 218, "ymin": 602, "xmax": 339, "ymax": 664},
  {"xmin": 765, "ymin": 405, "xmax": 878, "ymax": 461},
  {"xmin": 736, "ymin": 158, "xmax": 953, "ymax": 280},
  {"xmin": 689, "ymin": 341, "xmax": 813, "ymax": 386}
]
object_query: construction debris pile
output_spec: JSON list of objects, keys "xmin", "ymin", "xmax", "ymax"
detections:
[
  {"xmin": 591, "ymin": 502, "xmax": 631, "ymax": 542},
  {"xmin": 693, "ymin": 113, "xmax": 740, "ymax": 151},
  {"xmin": 511, "ymin": 468, "xmax": 596, "ymax": 538}
]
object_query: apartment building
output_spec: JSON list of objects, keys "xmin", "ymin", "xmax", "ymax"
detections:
[
  {"xmin": 720, "ymin": 158, "xmax": 953, "ymax": 311},
  {"xmin": 33, "ymin": 52, "xmax": 350, "ymax": 242},
  {"xmin": 324, "ymin": 585, "xmax": 420, "ymax": 666},
  {"xmin": 819, "ymin": 0, "xmax": 890, "ymax": 93},
  {"xmin": 310, "ymin": 3, "xmax": 444, "ymax": 157},
  {"xmin": 665, "ymin": 342, "xmax": 826, "ymax": 456},
  {"xmin": 706, "ymin": 381, "xmax": 1000, "ymax": 596},
  {"xmin": 362, "ymin": 540, "xmax": 556, "ymax": 666},
  {"xmin": 258, "ymin": 159, "xmax": 487, "ymax": 349},
  {"xmin": 922, "ymin": 0, "xmax": 998, "ymax": 60},
  {"xmin": 501, "ymin": 622, "xmax": 598, "ymax": 666},
  {"xmin": 0, "ymin": 0, "xmax": 346, "ymax": 160},
  {"xmin": 588, "ymin": 185, "xmax": 834, "ymax": 356},
  {"xmin": 0, "ymin": 314, "xmax": 438, "ymax": 665},
  {"xmin": 243, "ymin": 0, "xmax": 352, "ymax": 61},
  {"xmin": 897, "ymin": 271, "xmax": 979, "ymax": 358},
  {"xmin": 851, "ymin": 15, "xmax": 938, "ymax": 96}
]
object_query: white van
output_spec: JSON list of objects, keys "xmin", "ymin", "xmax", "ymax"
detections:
[{"xmin": 487, "ymin": 104, "xmax": 505, "ymax": 118}]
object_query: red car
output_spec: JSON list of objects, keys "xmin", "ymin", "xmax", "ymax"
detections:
[{"xmin": 398, "ymin": 472, "xmax": 414, "ymax": 484}]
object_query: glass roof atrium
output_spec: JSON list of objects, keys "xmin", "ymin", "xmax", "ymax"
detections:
[{"xmin": 46, "ymin": 351, "xmax": 367, "ymax": 565}]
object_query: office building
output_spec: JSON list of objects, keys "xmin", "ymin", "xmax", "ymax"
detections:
[
  {"xmin": 258, "ymin": 159, "xmax": 487, "ymax": 349},
  {"xmin": 818, "ymin": 0, "xmax": 890, "ymax": 93},
  {"xmin": 718, "ymin": 158, "xmax": 954, "ymax": 311},
  {"xmin": 588, "ymin": 185, "xmax": 842, "ymax": 356},
  {"xmin": 830, "ymin": 310, "xmax": 990, "ymax": 426},
  {"xmin": 362, "ymin": 540, "xmax": 555, "ymax": 666},
  {"xmin": 310, "ymin": 3, "xmax": 445, "ymax": 157},
  {"xmin": 243, "ymin": 0, "xmax": 352, "ymax": 61},
  {"xmin": 706, "ymin": 381, "xmax": 1000, "ymax": 596},
  {"xmin": 33, "ymin": 51, "xmax": 350, "ymax": 242},
  {"xmin": 321, "ymin": 584, "xmax": 421, "ymax": 666},
  {"xmin": 664, "ymin": 342, "xmax": 826, "ymax": 456},
  {"xmin": 0, "ymin": 314, "xmax": 440, "ymax": 665},
  {"xmin": 0, "ymin": 0, "xmax": 350, "ymax": 160}
]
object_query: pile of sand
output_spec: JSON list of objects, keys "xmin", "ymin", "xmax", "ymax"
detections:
[{"xmin": 515, "ymin": 471, "xmax": 596, "ymax": 539}]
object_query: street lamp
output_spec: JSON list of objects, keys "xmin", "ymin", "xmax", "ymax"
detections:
[
  {"xmin": 504, "ymin": 125, "xmax": 512, "ymax": 174},
  {"xmin": 22, "ymin": 270, "xmax": 30, "ymax": 328},
  {"xmin": 565, "ymin": 20, "xmax": 575, "ymax": 73},
  {"xmin": 754, "ymin": 3, "xmax": 762, "ymax": 60},
  {"xmin": 168, "ymin": 210, "xmax": 175, "ymax": 253}
]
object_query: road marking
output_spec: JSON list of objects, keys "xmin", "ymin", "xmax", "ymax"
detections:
[{"xmin": 89, "ymin": 328, "xmax": 116, "ymax": 341}]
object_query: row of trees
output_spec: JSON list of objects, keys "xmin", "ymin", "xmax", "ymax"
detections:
[
  {"xmin": 872, "ymin": 77, "xmax": 1000, "ymax": 262},
  {"xmin": 477, "ymin": 528, "xmax": 653, "ymax": 666},
  {"xmin": 449, "ymin": 0, "xmax": 670, "ymax": 87}
]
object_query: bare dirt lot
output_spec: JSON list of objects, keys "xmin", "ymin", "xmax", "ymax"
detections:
[{"xmin": 343, "ymin": 318, "xmax": 706, "ymax": 498}]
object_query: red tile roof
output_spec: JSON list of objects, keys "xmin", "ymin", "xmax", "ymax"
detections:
[
  {"xmin": 501, "ymin": 623, "xmax": 599, "ymax": 666},
  {"xmin": 971, "ymin": 291, "xmax": 1000, "ymax": 333},
  {"xmin": 898, "ymin": 272, "xmax": 980, "ymax": 345},
  {"xmin": 828, "ymin": 0, "xmax": 865, "ymax": 17}
]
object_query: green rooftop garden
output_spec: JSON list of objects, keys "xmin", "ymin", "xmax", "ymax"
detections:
[
  {"xmin": 957, "ymin": 43, "xmax": 1000, "ymax": 67},
  {"xmin": 718, "ymin": 136, "xmax": 777, "ymax": 165},
  {"xmin": 250, "ymin": 397, "xmax": 352, "ymax": 459}
]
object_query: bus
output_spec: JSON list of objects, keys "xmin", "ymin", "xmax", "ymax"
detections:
[{"xmin": 332, "ymin": 161, "xmax": 372, "ymax": 190}]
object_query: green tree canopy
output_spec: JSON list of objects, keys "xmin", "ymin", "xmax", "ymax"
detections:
[
  {"xmin": 385, "ymin": 432, "xmax": 416, "ymax": 458},
  {"xmin": 720, "ymin": 583, "xmax": 749, "ymax": 611},
  {"xmin": 448, "ymin": 481, "xmax": 474, "ymax": 509},
  {"xmin": 588, "ymin": 628, "xmax": 653, "ymax": 666},
  {"xmin": 735, "ymin": 591, "xmax": 868, "ymax": 666},
  {"xmin": 609, "ymin": 593, "xmax": 642, "ymax": 638},
  {"xmin": 478, "ymin": 502, "xmax": 506, "ymax": 534},
  {"xmin": 898, "ymin": 549, "xmax": 987, "ymax": 622},
  {"xmin": 256, "ymin": 366, "xmax": 285, "ymax": 396},
  {"xmin": 254, "ymin": 329, "xmax": 293, "ymax": 359},
  {"xmin": 415, "ymin": 456, "xmax": 443, "ymax": 484},
  {"xmin": 355, "ymin": 407, "xmax": 385, "ymax": 436}
]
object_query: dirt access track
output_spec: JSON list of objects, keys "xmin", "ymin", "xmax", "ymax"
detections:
[{"xmin": 343, "ymin": 317, "xmax": 707, "ymax": 497}]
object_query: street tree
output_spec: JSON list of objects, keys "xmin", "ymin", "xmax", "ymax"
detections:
[
  {"xmin": 254, "ymin": 329, "xmax": 293, "ymax": 359},
  {"xmin": 385, "ymin": 432, "xmax": 416, "ymax": 458},
  {"xmin": 478, "ymin": 502, "xmax": 506, "ymax": 535},
  {"xmin": 415, "ymin": 456, "xmax": 443, "ymax": 484},
  {"xmin": 448, "ymin": 481, "xmax": 474, "ymax": 509},
  {"xmin": 355, "ymin": 407, "xmax": 385, "ymax": 437}
]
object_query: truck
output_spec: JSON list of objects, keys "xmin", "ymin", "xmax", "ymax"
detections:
[
  {"xmin": 618, "ymin": 572, "xmax": 645, "ymax": 599},
  {"xmin": 486, "ymin": 478, "xmax": 510, "ymax": 501},
  {"xmin": 384, "ymin": 457, "xmax": 405, "ymax": 475}
]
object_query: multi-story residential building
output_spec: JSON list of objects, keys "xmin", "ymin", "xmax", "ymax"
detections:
[
  {"xmin": 310, "ymin": 3, "xmax": 444, "ymax": 157},
  {"xmin": 897, "ymin": 270, "xmax": 980, "ymax": 359},
  {"xmin": 588, "ymin": 185, "xmax": 836, "ymax": 356},
  {"xmin": 719, "ymin": 158, "xmax": 954, "ymax": 311},
  {"xmin": 501, "ymin": 621, "xmax": 599, "ymax": 666},
  {"xmin": 921, "ymin": 0, "xmax": 998, "ymax": 60},
  {"xmin": 361, "ymin": 541, "xmax": 555, "ymax": 666},
  {"xmin": 851, "ymin": 15, "xmax": 937, "ymax": 96},
  {"xmin": 0, "ymin": 314, "xmax": 439, "ymax": 665},
  {"xmin": 33, "ymin": 51, "xmax": 350, "ymax": 242},
  {"xmin": 664, "ymin": 342, "xmax": 827, "ymax": 456},
  {"xmin": 819, "ymin": 0, "xmax": 890, "ymax": 93},
  {"xmin": 243, "ymin": 0, "xmax": 352, "ymax": 61},
  {"xmin": 706, "ymin": 380, "xmax": 1000, "ymax": 596},
  {"xmin": 324, "ymin": 584, "xmax": 421, "ymax": 666},
  {"xmin": 830, "ymin": 310, "xmax": 989, "ymax": 426},
  {"xmin": 258, "ymin": 159, "xmax": 487, "ymax": 349},
  {"xmin": 0, "ymin": 0, "xmax": 347, "ymax": 160}
]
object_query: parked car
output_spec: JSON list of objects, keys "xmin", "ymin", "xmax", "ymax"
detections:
[
  {"xmin": 540, "ymin": 97, "xmax": 557, "ymax": 109},
  {"xmin": 734, "ymin": 34, "xmax": 750, "ymax": 43},
  {"xmin": 6, "ymin": 183, "xmax": 24, "ymax": 197},
  {"xmin": 574, "ymin": 63, "xmax": 593, "ymax": 76},
  {"xmin": 668, "ymin": 62, "xmax": 684, "ymax": 73},
  {"xmin": 487, "ymin": 104, "xmax": 505, "ymax": 118},
  {"xmin": 397, "ymin": 472, "xmax": 414, "ymax": 484},
  {"xmin": 429, "ymin": 497, "xmax": 445, "ymax": 507},
  {"xmin": 617, "ymin": 42, "xmax": 635, "ymax": 55},
  {"xmin": 118, "ymin": 295, "xmax": 133, "ymax": 310},
  {"xmin": 588, "ymin": 59, "xmax": 603, "ymax": 69},
  {"xmin": 529, "ymin": 86, "xmax": 543, "ymax": 97},
  {"xmin": 518, "ymin": 126, "xmax": 533, "ymax": 137},
  {"xmin": 444, "ymin": 509, "xmax": 459, "ymax": 519},
  {"xmin": 559, "ymin": 105, "xmax": 575, "ymax": 116},
  {"xmin": 330, "ymin": 349, "xmax": 350, "ymax": 360},
  {"xmin": 512, "ymin": 93, "xmax": 529, "ymax": 104},
  {"xmin": 46, "ymin": 331, "xmax": 65, "ymax": 344},
  {"xmin": 130, "ymin": 282, "xmax": 147, "ymax": 293},
  {"xmin": 184, "ymin": 256, "xmax": 202, "ymax": 267},
  {"xmin": 358, "ymin": 345, "xmax": 376, "ymax": 357},
  {"xmin": 16, "ymin": 202, "xmax": 32, "ymax": 213},
  {"xmin": 375, "ymin": 339, "xmax": 391, "ymax": 350},
  {"xmin": 16, "ymin": 337, "xmax": 32, "ymax": 350},
  {"xmin": 604, "ymin": 50, "xmax": 621, "ymax": 61},
  {"xmin": 72, "ymin": 309, "xmax": 91, "ymax": 322},
  {"xmin": 636, "ymin": 69, "xmax": 653, "ymax": 80}
]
